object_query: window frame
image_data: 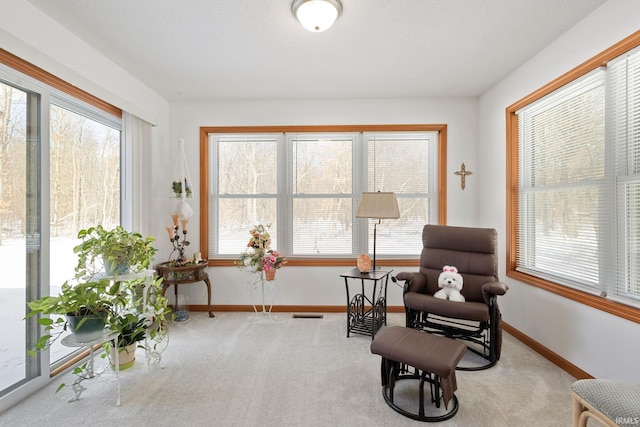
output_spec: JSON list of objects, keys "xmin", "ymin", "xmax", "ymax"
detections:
[
  {"xmin": 506, "ymin": 30, "xmax": 640, "ymax": 325},
  {"xmin": 200, "ymin": 124, "xmax": 447, "ymax": 267}
]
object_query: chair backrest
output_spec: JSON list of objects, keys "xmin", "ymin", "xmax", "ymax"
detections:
[{"xmin": 419, "ymin": 225, "xmax": 499, "ymax": 303}]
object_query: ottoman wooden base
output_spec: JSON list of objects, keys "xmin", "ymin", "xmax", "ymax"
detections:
[{"xmin": 371, "ymin": 326, "xmax": 466, "ymax": 422}]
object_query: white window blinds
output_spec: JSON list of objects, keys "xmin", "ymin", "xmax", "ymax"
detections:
[
  {"xmin": 289, "ymin": 133, "xmax": 355, "ymax": 255},
  {"xmin": 516, "ymin": 48, "xmax": 640, "ymax": 307},
  {"xmin": 517, "ymin": 70, "xmax": 606, "ymax": 290},
  {"xmin": 609, "ymin": 48, "xmax": 640, "ymax": 302},
  {"xmin": 211, "ymin": 134, "xmax": 280, "ymax": 254},
  {"xmin": 364, "ymin": 132, "xmax": 438, "ymax": 256}
]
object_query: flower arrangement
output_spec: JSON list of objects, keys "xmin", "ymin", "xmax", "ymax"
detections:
[
  {"xmin": 262, "ymin": 250, "xmax": 287, "ymax": 272},
  {"xmin": 237, "ymin": 250, "xmax": 262, "ymax": 272},
  {"xmin": 236, "ymin": 224, "xmax": 286, "ymax": 274},
  {"xmin": 246, "ymin": 223, "xmax": 271, "ymax": 251}
]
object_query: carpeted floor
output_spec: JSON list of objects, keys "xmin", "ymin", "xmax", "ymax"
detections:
[{"xmin": 0, "ymin": 312, "xmax": 576, "ymax": 426}]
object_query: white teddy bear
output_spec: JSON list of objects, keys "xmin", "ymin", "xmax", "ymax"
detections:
[{"xmin": 434, "ymin": 265, "xmax": 465, "ymax": 302}]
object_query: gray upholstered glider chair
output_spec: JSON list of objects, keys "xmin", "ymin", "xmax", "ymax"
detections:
[{"xmin": 394, "ymin": 225, "xmax": 509, "ymax": 370}]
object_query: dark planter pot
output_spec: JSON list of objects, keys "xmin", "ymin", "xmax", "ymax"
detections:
[{"xmin": 67, "ymin": 313, "xmax": 107, "ymax": 343}]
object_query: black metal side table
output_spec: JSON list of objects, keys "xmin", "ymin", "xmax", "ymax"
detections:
[{"xmin": 340, "ymin": 268, "xmax": 391, "ymax": 340}]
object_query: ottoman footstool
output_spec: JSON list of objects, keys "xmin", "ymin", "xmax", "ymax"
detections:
[{"xmin": 370, "ymin": 326, "xmax": 466, "ymax": 422}]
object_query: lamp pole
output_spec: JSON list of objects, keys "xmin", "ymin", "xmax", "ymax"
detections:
[{"xmin": 373, "ymin": 219, "xmax": 380, "ymax": 270}]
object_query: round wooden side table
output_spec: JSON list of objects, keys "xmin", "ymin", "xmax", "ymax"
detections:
[{"xmin": 155, "ymin": 261, "xmax": 215, "ymax": 318}]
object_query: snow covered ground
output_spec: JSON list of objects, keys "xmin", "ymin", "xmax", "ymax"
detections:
[{"xmin": 0, "ymin": 238, "xmax": 78, "ymax": 390}]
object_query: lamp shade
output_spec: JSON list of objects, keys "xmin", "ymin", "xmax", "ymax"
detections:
[
  {"xmin": 292, "ymin": 0, "xmax": 343, "ymax": 32},
  {"xmin": 356, "ymin": 192, "xmax": 400, "ymax": 219}
]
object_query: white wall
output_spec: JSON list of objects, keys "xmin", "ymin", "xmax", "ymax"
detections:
[
  {"xmin": 161, "ymin": 98, "xmax": 479, "ymax": 309},
  {"xmin": 478, "ymin": 0, "xmax": 640, "ymax": 382}
]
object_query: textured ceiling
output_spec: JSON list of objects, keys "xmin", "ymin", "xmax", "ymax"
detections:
[{"xmin": 26, "ymin": 0, "xmax": 607, "ymax": 101}]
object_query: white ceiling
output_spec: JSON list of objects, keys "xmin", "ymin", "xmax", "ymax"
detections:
[{"xmin": 26, "ymin": 0, "xmax": 606, "ymax": 102}]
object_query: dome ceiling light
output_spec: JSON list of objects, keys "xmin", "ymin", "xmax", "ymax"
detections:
[{"xmin": 291, "ymin": 0, "xmax": 343, "ymax": 33}]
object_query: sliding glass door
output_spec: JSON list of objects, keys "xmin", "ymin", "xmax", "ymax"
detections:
[
  {"xmin": 0, "ymin": 71, "xmax": 122, "ymax": 402},
  {"xmin": 0, "ymin": 81, "xmax": 40, "ymax": 393}
]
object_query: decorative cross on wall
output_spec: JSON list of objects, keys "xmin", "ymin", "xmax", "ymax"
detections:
[{"xmin": 454, "ymin": 163, "xmax": 473, "ymax": 190}]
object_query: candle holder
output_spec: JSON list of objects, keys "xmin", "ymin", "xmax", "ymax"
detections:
[
  {"xmin": 166, "ymin": 216, "xmax": 190, "ymax": 266},
  {"xmin": 172, "ymin": 226, "xmax": 190, "ymax": 265}
]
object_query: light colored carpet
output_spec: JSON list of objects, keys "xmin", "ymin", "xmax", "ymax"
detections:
[{"xmin": 0, "ymin": 312, "xmax": 576, "ymax": 426}]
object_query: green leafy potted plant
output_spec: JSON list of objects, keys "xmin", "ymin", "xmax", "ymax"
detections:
[
  {"xmin": 172, "ymin": 179, "xmax": 192, "ymax": 198},
  {"xmin": 135, "ymin": 276, "xmax": 172, "ymax": 359},
  {"xmin": 104, "ymin": 312, "xmax": 147, "ymax": 370},
  {"xmin": 107, "ymin": 276, "xmax": 172, "ymax": 367},
  {"xmin": 25, "ymin": 278, "xmax": 122, "ymax": 354},
  {"xmin": 73, "ymin": 225, "xmax": 158, "ymax": 278}
]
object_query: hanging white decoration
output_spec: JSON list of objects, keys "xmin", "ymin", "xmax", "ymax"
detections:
[
  {"xmin": 175, "ymin": 199, "xmax": 194, "ymax": 219},
  {"xmin": 171, "ymin": 138, "xmax": 194, "ymax": 219}
]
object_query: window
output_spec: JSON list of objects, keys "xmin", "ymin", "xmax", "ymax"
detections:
[
  {"xmin": 364, "ymin": 132, "xmax": 440, "ymax": 256},
  {"xmin": 202, "ymin": 125, "xmax": 445, "ymax": 264},
  {"xmin": 0, "ymin": 79, "xmax": 39, "ymax": 394},
  {"xmin": 214, "ymin": 133, "xmax": 279, "ymax": 253},
  {"xmin": 516, "ymin": 70, "xmax": 606, "ymax": 290},
  {"xmin": 290, "ymin": 132, "xmax": 355, "ymax": 255},
  {"xmin": 48, "ymin": 98, "xmax": 122, "ymax": 365},
  {"xmin": 507, "ymin": 32, "xmax": 640, "ymax": 321},
  {"xmin": 0, "ymin": 49, "xmax": 124, "ymax": 402}
]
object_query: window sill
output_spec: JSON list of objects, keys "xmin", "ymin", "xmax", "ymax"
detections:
[
  {"xmin": 507, "ymin": 269, "xmax": 640, "ymax": 325},
  {"xmin": 207, "ymin": 258, "xmax": 419, "ymax": 268}
]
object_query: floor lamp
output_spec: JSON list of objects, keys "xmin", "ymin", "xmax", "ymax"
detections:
[{"xmin": 356, "ymin": 192, "xmax": 400, "ymax": 270}]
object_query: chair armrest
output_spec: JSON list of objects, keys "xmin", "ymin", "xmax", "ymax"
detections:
[
  {"xmin": 482, "ymin": 282, "xmax": 509, "ymax": 297},
  {"xmin": 395, "ymin": 272, "xmax": 427, "ymax": 294}
]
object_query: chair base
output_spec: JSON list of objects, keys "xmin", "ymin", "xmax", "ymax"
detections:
[
  {"xmin": 456, "ymin": 346, "xmax": 498, "ymax": 371},
  {"xmin": 380, "ymin": 360, "xmax": 459, "ymax": 422},
  {"xmin": 407, "ymin": 309, "xmax": 500, "ymax": 371}
]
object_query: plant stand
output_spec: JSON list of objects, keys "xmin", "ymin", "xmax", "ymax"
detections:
[
  {"xmin": 246, "ymin": 272, "xmax": 277, "ymax": 320},
  {"xmin": 61, "ymin": 330, "xmax": 121, "ymax": 406}
]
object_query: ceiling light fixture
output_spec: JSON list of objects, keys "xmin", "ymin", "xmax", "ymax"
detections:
[{"xmin": 291, "ymin": 0, "xmax": 343, "ymax": 33}]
